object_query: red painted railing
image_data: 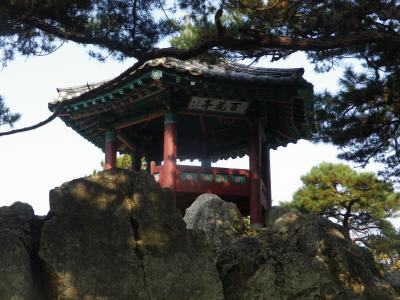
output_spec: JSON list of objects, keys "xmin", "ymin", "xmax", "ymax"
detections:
[{"xmin": 151, "ymin": 164, "xmax": 251, "ymax": 197}]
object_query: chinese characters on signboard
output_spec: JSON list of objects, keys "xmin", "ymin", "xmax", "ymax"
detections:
[{"xmin": 188, "ymin": 96, "xmax": 249, "ymax": 115}]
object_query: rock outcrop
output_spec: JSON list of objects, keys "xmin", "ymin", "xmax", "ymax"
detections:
[
  {"xmin": 183, "ymin": 194, "xmax": 246, "ymax": 256},
  {"xmin": 0, "ymin": 171, "xmax": 223, "ymax": 300},
  {"xmin": 1, "ymin": 171, "xmax": 399, "ymax": 300},
  {"xmin": 183, "ymin": 197, "xmax": 398, "ymax": 298},
  {"xmin": 387, "ymin": 270, "xmax": 400, "ymax": 293},
  {"xmin": 264, "ymin": 205, "xmax": 296, "ymax": 226},
  {"xmin": 0, "ymin": 202, "xmax": 46, "ymax": 300},
  {"xmin": 39, "ymin": 170, "xmax": 224, "ymax": 300},
  {"xmin": 217, "ymin": 211, "xmax": 399, "ymax": 300}
]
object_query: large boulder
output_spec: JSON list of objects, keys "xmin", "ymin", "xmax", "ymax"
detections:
[
  {"xmin": 39, "ymin": 170, "xmax": 224, "ymax": 300},
  {"xmin": 183, "ymin": 194, "xmax": 247, "ymax": 256},
  {"xmin": 217, "ymin": 210, "xmax": 399, "ymax": 299},
  {"xmin": 0, "ymin": 202, "xmax": 46, "ymax": 300}
]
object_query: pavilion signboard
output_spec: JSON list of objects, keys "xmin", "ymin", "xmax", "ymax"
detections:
[{"xmin": 187, "ymin": 96, "xmax": 249, "ymax": 115}]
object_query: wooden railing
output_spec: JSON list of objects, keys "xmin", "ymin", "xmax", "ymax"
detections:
[{"xmin": 151, "ymin": 164, "xmax": 251, "ymax": 197}]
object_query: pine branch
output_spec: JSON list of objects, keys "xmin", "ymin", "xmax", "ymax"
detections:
[
  {"xmin": 0, "ymin": 103, "xmax": 64, "ymax": 137},
  {"xmin": 26, "ymin": 16, "xmax": 400, "ymax": 62}
]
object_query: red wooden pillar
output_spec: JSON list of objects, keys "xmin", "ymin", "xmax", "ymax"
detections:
[
  {"xmin": 249, "ymin": 119, "xmax": 263, "ymax": 227},
  {"xmin": 162, "ymin": 112, "xmax": 178, "ymax": 199},
  {"xmin": 104, "ymin": 129, "xmax": 117, "ymax": 170}
]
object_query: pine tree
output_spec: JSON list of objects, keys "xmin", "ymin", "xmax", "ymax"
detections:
[
  {"xmin": 314, "ymin": 68, "xmax": 400, "ymax": 181},
  {"xmin": 291, "ymin": 163, "xmax": 400, "ymax": 238},
  {"xmin": 0, "ymin": 96, "xmax": 20, "ymax": 127}
]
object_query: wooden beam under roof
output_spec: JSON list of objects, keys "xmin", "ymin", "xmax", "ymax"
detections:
[
  {"xmin": 276, "ymin": 130, "xmax": 297, "ymax": 142},
  {"xmin": 179, "ymin": 110, "xmax": 248, "ymax": 121},
  {"xmin": 62, "ymin": 85, "xmax": 166, "ymax": 120},
  {"xmin": 113, "ymin": 110, "xmax": 165, "ymax": 130},
  {"xmin": 116, "ymin": 132, "xmax": 138, "ymax": 152}
]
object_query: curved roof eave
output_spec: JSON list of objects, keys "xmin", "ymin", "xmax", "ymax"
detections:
[{"xmin": 49, "ymin": 57, "xmax": 311, "ymax": 111}]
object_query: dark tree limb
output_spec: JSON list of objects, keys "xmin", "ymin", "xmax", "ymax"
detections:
[
  {"xmin": 215, "ymin": 6, "xmax": 225, "ymax": 39},
  {"xmin": 342, "ymin": 199, "xmax": 357, "ymax": 231},
  {"xmin": 0, "ymin": 103, "xmax": 64, "ymax": 137},
  {"xmin": 27, "ymin": 17, "xmax": 400, "ymax": 62}
]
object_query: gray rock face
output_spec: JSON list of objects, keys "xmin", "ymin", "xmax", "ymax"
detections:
[
  {"xmin": 387, "ymin": 270, "xmax": 400, "ymax": 293},
  {"xmin": 1, "ymin": 178, "xmax": 398, "ymax": 300},
  {"xmin": 0, "ymin": 202, "xmax": 45, "ymax": 300},
  {"xmin": 183, "ymin": 194, "xmax": 246, "ymax": 256},
  {"xmin": 218, "ymin": 211, "xmax": 399, "ymax": 300},
  {"xmin": 264, "ymin": 205, "xmax": 295, "ymax": 226},
  {"xmin": 39, "ymin": 170, "xmax": 224, "ymax": 300}
]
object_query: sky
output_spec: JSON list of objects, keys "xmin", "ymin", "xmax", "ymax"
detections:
[{"xmin": 0, "ymin": 42, "xmax": 397, "ymax": 228}]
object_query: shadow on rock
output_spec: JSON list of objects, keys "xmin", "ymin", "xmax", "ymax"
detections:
[
  {"xmin": 183, "ymin": 199, "xmax": 400, "ymax": 300},
  {"xmin": 1, "ymin": 170, "xmax": 224, "ymax": 300}
]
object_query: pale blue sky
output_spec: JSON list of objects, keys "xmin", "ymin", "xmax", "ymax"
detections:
[{"xmin": 1, "ymin": 43, "xmax": 397, "ymax": 228}]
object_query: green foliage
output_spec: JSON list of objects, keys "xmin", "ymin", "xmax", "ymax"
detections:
[
  {"xmin": 0, "ymin": 0, "xmax": 178, "ymax": 64},
  {"xmin": 243, "ymin": 216, "xmax": 251, "ymax": 232},
  {"xmin": 366, "ymin": 220, "xmax": 400, "ymax": 270},
  {"xmin": 171, "ymin": 23, "xmax": 214, "ymax": 51},
  {"xmin": 0, "ymin": 96, "xmax": 20, "ymax": 127},
  {"xmin": 291, "ymin": 162, "xmax": 400, "ymax": 269},
  {"xmin": 1, "ymin": 1, "xmax": 399, "ymax": 66},
  {"xmin": 115, "ymin": 154, "xmax": 132, "ymax": 169},
  {"xmin": 93, "ymin": 154, "xmax": 133, "ymax": 175},
  {"xmin": 314, "ymin": 67, "xmax": 400, "ymax": 182},
  {"xmin": 279, "ymin": 200, "xmax": 293, "ymax": 208},
  {"xmin": 291, "ymin": 163, "xmax": 400, "ymax": 234}
]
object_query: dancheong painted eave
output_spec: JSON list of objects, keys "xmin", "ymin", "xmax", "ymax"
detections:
[
  {"xmin": 48, "ymin": 57, "xmax": 314, "ymax": 159},
  {"xmin": 49, "ymin": 57, "xmax": 312, "ymax": 109}
]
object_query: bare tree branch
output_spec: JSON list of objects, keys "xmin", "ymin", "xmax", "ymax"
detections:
[{"xmin": 0, "ymin": 103, "xmax": 64, "ymax": 137}]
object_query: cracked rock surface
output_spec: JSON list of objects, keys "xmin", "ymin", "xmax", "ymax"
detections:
[
  {"xmin": 182, "ymin": 197, "xmax": 399, "ymax": 299},
  {"xmin": 38, "ymin": 169, "xmax": 223, "ymax": 300},
  {"xmin": 183, "ymin": 194, "xmax": 247, "ymax": 257},
  {"xmin": 0, "ymin": 202, "xmax": 47, "ymax": 300},
  {"xmin": 1, "ymin": 170, "xmax": 399, "ymax": 300},
  {"xmin": 217, "ymin": 212, "xmax": 399, "ymax": 300},
  {"xmin": 387, "ymin": 270, "xmax": 400, "ymax": 294}
]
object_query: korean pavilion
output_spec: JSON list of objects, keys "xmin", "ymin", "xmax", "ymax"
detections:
[{"xmin": 49, "ymin": 57, "xmax": 313, "ymax": 227}]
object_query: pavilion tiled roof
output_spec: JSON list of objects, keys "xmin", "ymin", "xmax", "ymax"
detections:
[
  {"xmin": 49, "ymin": 57, "xmax": 314, "ymax": 159},
  {"xmin": 51, "ymin": 57, "xmax": 308, "ymax": 106}
]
